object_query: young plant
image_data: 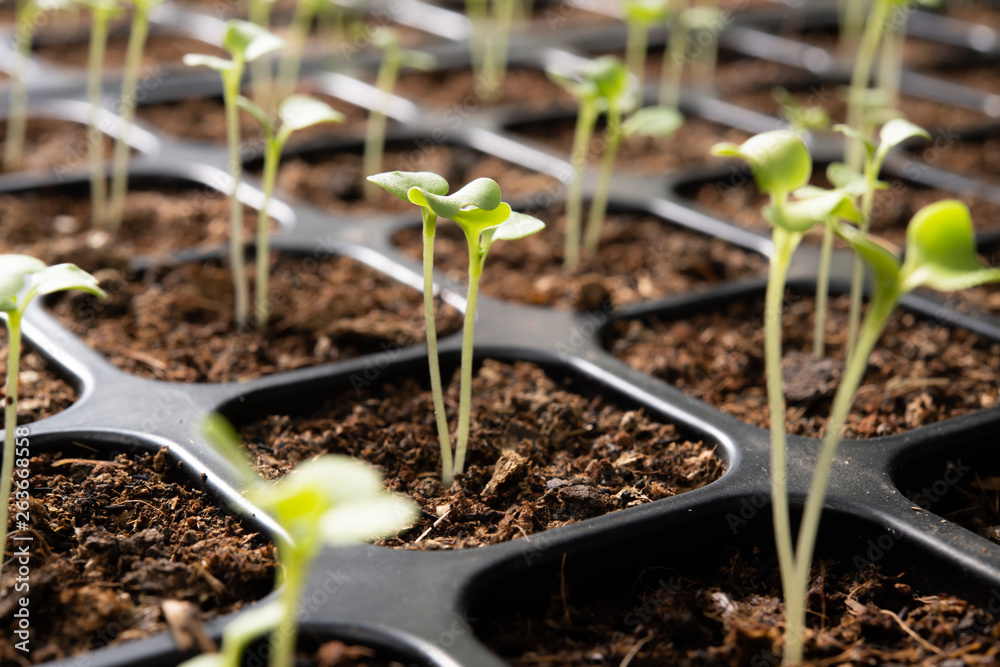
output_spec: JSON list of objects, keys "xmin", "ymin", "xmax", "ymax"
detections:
[
  {"xmin": 366, "ymin": 170, "xmax": 453, "ymax": 484},
  {"xmin": 238, "ymin": 93, "xmax": 345, "ymax": 327},
  {"xmin": 787, "ymin": 200, "xmax": 1000, "ymax": 665},
  {"xmin": 620, "ymin": 0, "xmax": 671, "ymax": 85},
  {"xmin": 273, "ymin": 0, "xmax": 329, "ymax": 104},
  {"xmin": 711, "ymin": 131, "xmax": 859, "ymax": 665},
  {"xmin": 362, "ymin": 29, "xmax": 434, "ymax": 200},
  {"xmin": 183, "ymin": 414, "xmax": 417, "ymax": 667},
  {"xmin": 466, "ymin": 0, "xmax": 516, "ymax": 102},
  {"xmin": 581, "ymin": 57, "xmax": 682, "ymax": 257},
  {"xmin": 0, "ymin": 256, "xmax": 105, "ymax": 580},
  {"xmin": 104, "ymin": 0, "xmax": 166, "ymax": 229},
  {"xmin": 247, "ymin": 0, "xmax": 278, "ymax": 107},
  {"xmin": 184, "ymin": 20, "xmax": 285, "ymax": 329},
  {"xmin": 658, "ymin": 5, "xmax": 718, "ymax": 109},
  {"xmin": 80, "ymin": 0, "xmax": 122, "ymax": 225},
  {"xmin": 4, "ymin": 0, "xmax": 74, "ymax": 172}
]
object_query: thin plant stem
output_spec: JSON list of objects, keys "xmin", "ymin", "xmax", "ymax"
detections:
[
  {"xmin": 658, "ymin": 14, "xmax": 687, "ymax": 110},
  {"xmin": 465, "ymin": 0, "xmax": 488, "ymax": 82},
  {"xmin": 486, "ymin": 0, "xmax": 515, "ymax": 100},
  {"xmin": 583, "ymin": 98, "xmax": 622, "ymax": 255},
  {"xmin": 452, "ymin": 232, "xmax": 483, "ymax": 476},
  {"xmin": 838, "ymin": 0, "xmax": 866, "ymax": 56},
  {"xmin": 248, "ymin": 0, "xmax": 275, "ymax": 110},
  {"xmin": 363, "ymin": 48, "xmax": 401, "ymax": 200},
  {"xmin": 421, "ymin": 210, "xmax": 455, "ymax": 487},
  {"xmin": 87, "ymin": 9, "xmax": 112, "ymax": 225},
  {"xmin": 270, "ymin": 546, "xmax": 305, "ymax": 667},
  {"xmin": 844, "ymin": 0, "xmax": 891, "ymax": 173},
  {"xmin": 690, "ymin": 26, "xmax": 717, "ymax": 89},
  {"xmin": 813, "ymin": 224, "xmax": 834, "ymax": 358},
  {"xmin": 106, "ymin": 2, "xmax": 152, "ymax": 229},
  {"xmin": 0, "ymin": 314, "xmax": 22, "ymax": 581},
  {"xmin": 275, "ymin": 0, "xmax": 316, "ymax": 102},
  {"xmin": 564, "ymin": 99, "xmax": 597, "ymax": 270},
  {"xmin": 787, "ymin": 292, "xmax": 897, "ymax": 665},
  {"xmin": 4, "ymin": 0, "xmax": 36, "ymax": 172},
  {"xmin": 625, "ymin": 20, "xmax": 649, "ymax": 87},
  {"xmin": 224, "ymin": 67, "xmax": 250, "ymax": 328},
  {"xmin": 763, "ymin": 225, "xmax": 803, "ymax": 663},
  {"xmin": 255, "ymin": 138, "xmax": 281, "ymax": 328},
  {"xmin": 846, "ymin": 147, "xmax": 880, "ymax": 363},
  {"xmin": 876, "ymin": 6, "xmax": 905, "ymax": 113}
]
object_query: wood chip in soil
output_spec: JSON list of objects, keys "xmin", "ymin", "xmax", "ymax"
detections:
[
  {"xmin": 0, "ymin": 183, "xmax": 266, "ymax": 274},
  {"xmin": 270, "ymin": 144, "xmax": 559, "ymax": 216},
  {"xmin": 508, "ymin": 114, "xmax": 752, "ymax": 173},
  {"xmin": 393, "ymin": 207, "xmax": 768, "ymax": 310},
  {"xmin": 606, "ymin": 293, "xmax": 1000, "ymax": 438},
  {"xmin": 0, "ymin": 449, "xmax": 276, "ymax": 665},
  {"xmin": 239, "ymin": 359, "xmax": 725, "ymax": 550},
  {"xmin": 481, "ymin": 549, "xmax": 1000, "ymax": 666},
  {"xmin": 47, "ymin": 255, "xmax": 461, "ymax": 383},
  {"xmin": 681, "ymin": 161, "xmax": 1000, "ymax": 245}
]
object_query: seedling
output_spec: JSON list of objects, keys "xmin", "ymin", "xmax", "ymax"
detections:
[
  {"xmin": 274, "ymin": 0, "xmax": 329, "ymax": 104},
  {"xmin": 787, "ymin": 201, "xmax": 1000, "ymax": 665},
  {"xmin": 832, "ymin": 119, "xmax": 930, "ymax": 361},
  {"xmin": 4, "ymin": 0, "xmax": 74, "ymax": 172},
  {"xmin": 104, "ymin": 0, "xmax": 166, "ymax": 229},
  {"xmin": 184, "ymin": 20, "xmax": 286, "ymax": 329},
  {"xmin": 466, "ymin": 0, "xmax": 516, "ymax": 102},
  {"xmin": 712, "ymin": 130, "xmax": 858, "ymax": 665},
  {"xmin": 183, "ymin": 414, "xmax": 417, "ymax": 667},
  {"xmin": 80, "ymin": 0, "xmax": 123, "ymax": 225},
  {"xmin": 658, "ymin": 5, "xmax": 719, "ymax": 110},
  {"xmin": 366, "ymin": 170, "xmax": 453, "ymax": 484},
  {"xmin": 367, "ymin": 174, "xmax": 545, "ymax": 485},
  {"xmin": 247, "ymin": 0, "xmax": 278, "ymax": 107},
  {"xmin": 620, "ymin": 0, "xmax": 671, "ymax": 85},
  {"xmin": 238, "ymin": 94, "xmax": 345, "ymax": 327},
  {"xmin": 0, "ymin": 256, "xmax": 105, "ymax": 580},
  {"xmin": 362, "ymin": 29, "xmax": 434, "ymax": 200}
]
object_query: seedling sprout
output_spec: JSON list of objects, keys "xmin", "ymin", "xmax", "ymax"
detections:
[
  {"xmin": 362, "ymin": 29, "xmax": 435, "ymax": 200},
  {"xmin": 0, "ymin": 256, "xmax": 105, "ymax": 580},
  {"xmin": 184, "ymin": 20, "xmax": 286, "ymax": 329},
  {"xmin": 182, "ymin": 414, "xmax": 417, "ymax": 667},
  {"xmin": 247, "ymin": 0, "xmax": 278, "ymax": 107},
  {"xmin": 620, "ymin": 0, "xmax": 671, "ymax": 84},
  {"xmin": 238, "ymin": 94, "xmax": 345, "ymax": 327}
]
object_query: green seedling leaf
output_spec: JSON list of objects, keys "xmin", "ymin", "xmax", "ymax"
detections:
[
  {"xmin": 182, "ymin": 53, "xmax": 237, "ymax": 72},
  {"xmin": 546, "ymin": 67, "xmax": 599, "ymax": 100},
  {"xmin": 712, "ymin": 130, "xmax": 811, "ymax": 195},
  {"xmin": 621, "ymin": 0, "xmax": 671, "ymax": 24},
  {"xmin": 278, "ymin": 94, "xmax": 345, "ymax": 134},
  {"xmin": 833, "ymin": 123, "xmax": 875, "ymax": 158},
  {"xmin": 765, "ymin": 189, "xmax": 860, "ymax": 232},
  {"xmin": 587, "ymin": 56, "xmax": 631, "ymax": 102},
  {"xmin": 0, "ymin": 255, "xmax": 45, "ymax": 302},
  {"xmin": 402, "ymin": 49, "xmax": 436, "ymax": 71},
  {"xmin": 32, "ymin": 263, "xmax": 105, "ymax": 298},
  {"xmin": 833, "ymin": 220, "xmax": 901, "ymax": 290},
  {"xmin": 223, "ymin": 19, "xmax": 285, "ymax": 62},
  {"xmin": 451, "ymin": 202, "xmax": 513, "ymax": 232},
  {"xmin": 824, "ymin": 162, "xmax": 874, "ymax": 197},
  {"xmin": 237, "ymin": 95, "xmax": 275, "ymax": 138},
  {"xmin": 491, "ymin": 211, "xmax": 546, "ymax": 241},
  {"xmin": 320, "ymin": 495, "xmax": 419, "ymax": 545},
  {"xmin": 367, "ymin": 171, "xmax": 449, "ymax": 203},
  {"xmin": 877, "ymin": 117, "xmax": 931, "ymax": 157},
  {"xmin": 623, "ymin": 106, "xmax": 684, "ymax": 137},
  {"xmin": 899, "ymin": 200, "xmax": 1000, "ymax": 292},
  {"xmin": 409, "ymin": 177, "xmax": 503, "ymax": 220}
]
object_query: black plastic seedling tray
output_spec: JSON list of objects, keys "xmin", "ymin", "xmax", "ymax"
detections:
[{"xmin": 5, "ymin": 0, "xmax": 1000, "ymax": 664}]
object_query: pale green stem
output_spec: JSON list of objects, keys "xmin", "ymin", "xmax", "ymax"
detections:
[
  {"xmin": 255, "ymin": 138, "xmax": 281, "ymax": 328},
  {"xmin": 813, "ymin": 224, "xmax": 834, "ymax": 358},
  {"xmin": 275, "ymin": 0, "xmax": 316, "ymax": 103},
  {"xmin": 564, "ymin": 99, "xmax": 598, "ymax": 270},
  {"xmin": 485, "ymin": 0, "xmax": 515, "ymax": 100},
  {"xmin": 4, "ymin": 1, "xmax": 36, "ymax": 172},
  {"xmin": 452, "ymin": 233, "xmax": 483, "ymax": 476},
  {"xmin": 270, "ymin": 544, "xmax": 307, "ymax": 667},
  {"xmin": 363, "ymin": 49, "xmax": 401, "ymax": 200},
  {"xmin": 846, "ymin": 153, "xmax": 879, "ymax": 364},
  {"xmin": 845, "ymin": 0, "xmax": 891, "ymax": 173},
  {"xmin": 583, "ymin": 98, "xmax": 622, "ymax": 255},
  {"xmin": 658, "ymin": 14, "xmax": 687, "ymax": 111},
  {"xmin": 87, "ymin": 9, "xmax": 112, "ymax": 225},
  {"xmin": 465, "ymin": 0, "xmax": 487, "ymax": 81},
  {"xmin": 838, "ymin": 0, "xmax": 867, "ymax": 56},
  {"xmin": 0, "ymin": 313, "xmax": 22, "ymax": 581},
  {"xmin": 106, "ymin": 3, "xmax": 152, "ymax": 229},
  {"xmin": 421, "ymin": 210, "xmax": 454, "ymax": 487},
  {"xmin": 249, "ymin": 0, "xmax": 275, "ymax": 111},
  {"xmin": 224, "ymin": 66, "xmax": 250, "ymax": 329},
  {"xmin": 763, "ymin": 222, "xmax": 802, "ymax": 664},
  {"xmin": 625, "ymin": 20, "xmax": 649, "ymax": 88},
  {"xmin": 690, "ymin": 25, "xmax": 717, "ymax": 89},
  {"xmin": 785, "ymin": 291, "xmax": 897, "ymax": 665},
  {"xmin": 876, "ymin": 7, "xmax": 905, "ymax": 113}
]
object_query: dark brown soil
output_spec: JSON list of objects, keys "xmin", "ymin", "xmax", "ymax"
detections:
[
  {"xmin": 136, "ymin": 88, "xmax": 370, "ymax": 144},
  {"xmin": 393, "ymin": 207, "xmax": 768, "ymax": 310},
  {"xmin": 239, "ymin": 359, "xmax": 725, "ymax": 550},
  {"xmin": 508, "ymin": 115, "xmax": 752, "ymax": 173},
  {"xmin": 482, "ymin": 548, "xmax": 1000, "ymax": 666},
  {"xmin": 271, "ymin": 144, "xmax": 559, "ymax": 215},
  {"xmin": 902, "ymin": 127, "xmax": 1000, "ymax": 187},
  {"xmin": 606, "ymin": 293, "xmax": 1000, "ymax": 438},
  {"xmin": 390, "ymin": 67, "xmax": 575, "ymax": 109},
  {"xmin": 682, "ymin": 163, "xmax": 1000, "ymax": 246},
  {"xmin": 0, "ymin": 118, "xmax": 114, "ymax": 175},
  {"xmin": 0, "ymin": 449, "xmax": 276, "ymax": 665},
  {"xmin": 0, "ymin": 343, "xmax": 77, "ymax": 423},
  {"xmin": 0, "ymin": 183, "xmax": 265, "ymax": 274},
  {"xmin": 34, "ymin": 32, "xmax": 228, "ymax": 69},
  {"xmin": 48, "ymin": 255, "xmax": 462, "ymax": 383}
]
